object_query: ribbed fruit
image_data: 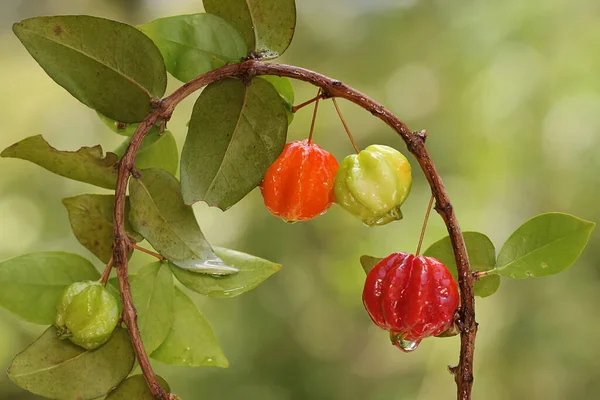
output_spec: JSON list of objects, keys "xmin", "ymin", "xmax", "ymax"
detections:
[
  {"xmin": 260, "ymin": 139, "xmax": 339, "ymax": 222},
  {"xmin": 334, "ymin": 145, "xmax": 412, "ymax": 226},
  {"xmin": 55, "ymin": 281, "xmax": 119, "ymax": 350},
  {"xmin": 362, "ymin": 252, "xmax": 459, "ymax": 351}
]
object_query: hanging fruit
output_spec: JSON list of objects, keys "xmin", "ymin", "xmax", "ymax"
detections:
[
  {"xmin": 260, "ymin": 139, "xmax": 339, "ymax": 222},
  {"xmin": 55, "ymin": 281, "xmax": 119, "ymax": 350},
  {"xmin": 362, "ymin": 252, "xmax": 459, "ymax": 352},
  {"xmin": 334, "ymin": 145, "xmax": 412, "ymax": 226}
]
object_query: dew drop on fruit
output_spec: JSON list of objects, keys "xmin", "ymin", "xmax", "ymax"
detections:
[{"xmin": 397, "ymin": 338, "xmax": 419, "ymax": 352}]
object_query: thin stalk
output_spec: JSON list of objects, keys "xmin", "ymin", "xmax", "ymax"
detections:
[{"xmin": 332, "ymin": 97, "xmax": 360, "ymax": 153}]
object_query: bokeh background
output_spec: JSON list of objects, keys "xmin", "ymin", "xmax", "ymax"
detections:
[{"xmin": 1, "ymin": 0, "xmax": 599, "ymax": 399}]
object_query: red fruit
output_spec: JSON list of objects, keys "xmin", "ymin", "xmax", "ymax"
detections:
[
  {"xmin": 362, "ymin": 252, "xmax": 459, "ymax": 352},
  {"xmin": 260, "ymin": 140, "xmax": 339, "ymax": 222}
]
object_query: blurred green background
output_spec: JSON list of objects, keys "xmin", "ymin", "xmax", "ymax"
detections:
[{"xmin": 1, "ymin": 0, "xmax": 599, "ymax": 399}]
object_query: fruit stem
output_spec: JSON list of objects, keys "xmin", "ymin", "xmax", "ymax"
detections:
[
  {"xmin": 415, "ymin": 194, "xmax": 435, "ymax": 256},
  {"xmin": 100, "ymin": 257, "xmax": 114, "ymax": 285},
  {"xmin": 307, "ymin": 89, "xmax": 322, "ymax": 143},
  {"xmin": 332, "ymin": 97, "xmax": 360, "ymax": 154},
  {"xmin": 129, "ymin": 243, "xmax": 165, "ymax": 261}
]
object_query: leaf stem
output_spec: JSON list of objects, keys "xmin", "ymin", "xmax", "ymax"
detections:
[
  {"xmin": 416, "ymin": 194, "xmax": 435, "ymax": 256},
  {"xmin": 113, "ymin": 60, "xmax": 477, "ymax": 400},
  {"xmin": 332, "ymin": 98, "xmax": 360, "ymax": 154},
  {"xmin": 129, "ymin": 243, "xmax": 165, "ymax": 261},
  {"xmin": 474, "ymin": 270, "xmax": 494, "ymax": 279}
]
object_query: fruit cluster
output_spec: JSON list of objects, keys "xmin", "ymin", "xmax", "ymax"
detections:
[
  {"xmin": 259, "ymin": 122, "xmax": 458, "ymax": 351},
  {"xmin": 261, "ymin": 140, "xmax": 412, "ymax": 225}
]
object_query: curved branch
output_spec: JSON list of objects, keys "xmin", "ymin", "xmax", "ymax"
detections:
[{"xmin": 112, "ymin": 60, "xmax": 476, "ymax": 400}]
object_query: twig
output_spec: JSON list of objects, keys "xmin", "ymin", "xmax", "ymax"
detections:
[
  {"xmin": 292, "ymin": 94, "xmax": 322, "ymax": 113},
  {"xmin": 112, "ymin": 60, "xmax": 476, "ymax": 400},
  {"xmin": 129, "ymin": 243, "xmax": 165, "ymax": 261},
  {"xmin": 332, "ymin": 98, "xmax": 360, "ymax": 153},
  {"xmin": 99, "ymin": 257, "xmax": 114, "ymax": 285}
]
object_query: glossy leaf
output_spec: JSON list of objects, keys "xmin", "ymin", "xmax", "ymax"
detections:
[
  {"xmin": 8, "ymin": 327, "xmax": 134, "ymax": 400},
  {"xmin": 359, "ymin": 255, "xmax": 383, "ymax": 275},
  {"xmin": 106, "ymin": 374, "xmax": 170, "ymax": 400},
  {"xmin": 97, "ymin": 113, "xmax": 161, "ymax": 137},
  {"xmin": 0, "ymin": 252, "xmax": 99, "ymax": 324},
  {"xmin": 203, "ymin": 0, "xmax": 297, "ymax": 57},
  {"xmin": 130, "ymin": 262, "xmax": 174, "ymax": 354},
  {"xmin": 13, "ymin": 15, "xmax": 166, "ymax": 122},
  {"xmin": 171, "ymin": 247, "xmax": 281, "ymax": 298},
  {"xmin": 139, "ymin": 13, "xmax": 247, "ymax": 82},
  {"xmin": 423, "ymin": 232, "xmax": 500, "ymax": 298},
  {"xmin": 114, "ymin": 131, "xmax": 179, "ymax": 176},
  {"xmin": 63, "ymin": 194, "xmax": 142, "ymax": 263},
  {"xmin": 129, "ymin": 168, "xmax": 234, "ymax": 274},
  {"xmin": 260, "ymin": 75, "xmax": 295, "ymax": 124},
  {"xmin": 151, "ymin": 288, "xmax": 228, "ymax": 367},
  {"xmin": 1, "ymin": 135, "xmax": 118, "ymax": 189},
  {"xmin": 181, "ymin": 78, "xmax": 288, "ymax": 209},
  {"xmin": 494, "ymin": 212, "xmax": 595, "ymax": 278}
]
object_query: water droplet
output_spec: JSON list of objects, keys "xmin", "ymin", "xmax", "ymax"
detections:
[
  {"xmin": 390, "ymin": 331, "xmax": 420, "ymax": 352},
  {"xmin": 172, "ymin": 257, "xmax": 239, "ymax": 276},
  {"xmin": 397, "ymin": 338, "xmax": 419, "ymax": 352}
]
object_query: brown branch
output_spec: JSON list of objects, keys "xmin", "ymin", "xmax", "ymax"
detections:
[{"xmin": 112, "ymin": 60, "xmax": 476, "ymax": 400}]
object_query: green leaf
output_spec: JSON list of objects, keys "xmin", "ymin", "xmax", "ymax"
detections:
[
  {"xmin": 129, "ymin": 168, "xmax": 237, "ymax": 275},
  {"xmin": 97, "ymin": 113, "xmax": 161, "ymax": 137},
  {"xmin": 151, "ymin": 287, "xmax": 228, "ymax": 367},
  {"xmin": 139, "ymin": 13, "xmax": 248, "ymax": 82},
  {"xmin": 8, "ymin": 327, "xmax": 134, "ymax": 400},
  {"xmin": 1, "ymin": 135, "xmax": 118, "ymax": 189},
  {"xmin": 106, "ymin": 374, "xmax": 170, "ymax": 400},
  {"xmin": 423, "ymin": 232, "xmax": 500, "ymax": 298},
  {"xmin": 181, "ymin": 78, "xmax": 288, "ymax": 209},
  {"xmin": 130, "ymin": 262, "xmax": 174, "ymax": 354},
  {"xmin": 203, "ymin": 0, "xmax": 297, "ymax": 57},
  {"xmin": 0, "ymin": 252, "xmax": 99, "ymax": 324},
  {"xmin": 13, "ymin": 15, "xmax": 166, "ymax": 122},
  {"xmin": 494, "ymin": 212, "xmax": 595, "ymax": 278},
  {"xmin": 63, "ymin": 194, "xmax": 142, "ymax": 263},
  {"xmin": 260, "ymin": 75, "xmax": 295, "ymax": 124},
  {"xmin": 170, "ymin": 247, "xmax": 281, "ymax": 298},
  {"xmin": 114, "ymin": 131, "xmax": 179, "ymax": 176},
  {"xmin": 359, "ymin": 255, "xmax": 383, "ymax": 275}
]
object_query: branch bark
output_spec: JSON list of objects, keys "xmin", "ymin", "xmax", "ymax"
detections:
[{"xmin": 112, "ymin": 60, "xmax": 476, "ymax": 400}]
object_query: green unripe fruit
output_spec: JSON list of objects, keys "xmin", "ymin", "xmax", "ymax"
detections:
[
  {"xmin": 334, "ymin": 145, "xmax": 412, "ymax": 226},
  {"xmin": 55, "ymin": 281, "xmax": 119, "ymax": 350}
]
